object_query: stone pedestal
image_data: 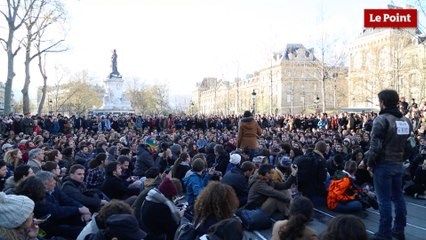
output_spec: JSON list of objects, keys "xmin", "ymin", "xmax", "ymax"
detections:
[{"xmin": 94, "ymin": 76, "xmax": 133, "ymax": 114}]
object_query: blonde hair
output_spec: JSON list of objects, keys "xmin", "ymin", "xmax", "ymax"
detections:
[{"xmin": 4, "ymin": 149, "xmax": 21, "ymax": 169}]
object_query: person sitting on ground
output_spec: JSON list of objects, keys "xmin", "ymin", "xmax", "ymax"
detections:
[
  {"xmin": 85, "ymin": 214, "xmax": 146, "ymax": 240},
  {"xmin": 77, "ymin": 200, "xmax": 134, "ymax": 240},
  {"xmin": 140, "ymin": 177, "xmax": 183, "ymax": 240},
  {"xmin": 193, "ymin": 181, "xmax": 240, "ymax": 236},
  {"xmin": 62, "ymin": 164, "xmax": 109, "ymax": 213},
  {"xmin": 327, "ymin": 160, "xmax": 377, "ymax": 212},
  {"xmin": 86, "ymin": 153, "xmax": 108, "ymax": 190},
  {"xmin": 319, "ymin": 215, "xmax": 367, "ymax": 240},
  {"xmin": 101, "ymin": 161, "xmax": 140, "ymax": 202},
  {"xmin": 0, "ymin": 192, "xmax": 39, "ymax": 240},
  {"xmin": 271, "ymin": 196, "xmax": 318, "ymax": 240},
  {"xmin": 327, "ymin": 160, "xmax": 363, "ymax": 213},
  {"xmin": 225, "ymin": 152, "xmax": 242, "ymax": 173},
  {"xmin": 0, "ymin": 160, "xmax": 8, "ymax": 191},
  {"xmin": 221, "ymin": 160, "xmax": 256, "ymax": 207},
  {"xmin": 183, "ymin": 158, "xmax": 215, "ymax": 206},
  {"xmin": 132, "ymin": 167, "xmax": 162, "ymax": 225},
  {"xmin": 16, "ymin": 174, "xmax": 91, "ymax": 239},
  {"xmin": 27, "ymin": 148, "xmax": 44, "ymax": 174},
  {"xmin": 3, "ymin": 164, "xmax": 34, "ymax": 194},
  {"xmin": 404, "ymin": 159, "xmax": 426, "ymax": 199},
  {"xmin": 3, "ymin": 148, "xmax": 23, "ymax": 172},
  {"xmin": 293, "ymin": 142, "xmax": 328, "ymax": 206},
  {"xmin": 245, "ymin": 164, "xmax": 297, "ymax": 217},
  {"xmin": 171, "ymin": 152, "xmax": 191, "ymax": 185}
]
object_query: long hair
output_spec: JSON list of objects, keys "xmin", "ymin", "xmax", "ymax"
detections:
[
  {"xmin": 171, "ymin": 152, "xmax": 189, "ymax": 178},
  {"xmin": 278, "ymin": 196, "xmax": 313, "ymax": 240},
  {"xmin": 4, "ymin": 149, "xmax": 21, "ymax": 169},
  {"xmin": 194, "ymin": 182, "xmax": 239, "ymax": 224}
]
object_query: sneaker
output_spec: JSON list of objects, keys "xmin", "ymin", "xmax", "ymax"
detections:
[{"xmin": 392, "ymin": 231, "xmax": 405, "ymax": 240}]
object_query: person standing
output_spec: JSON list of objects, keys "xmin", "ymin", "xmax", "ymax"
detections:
[
  {"xmin": 237, "ymin": 111, "xmax": 261, "ymax": 159},
  {"xmin": 367, "ymin": 89, "xmax": 412, "ymax": 240}
]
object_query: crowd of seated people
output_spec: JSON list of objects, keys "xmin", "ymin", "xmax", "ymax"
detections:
[{"xmin": 1, "ymin": 106, "xmax": 424, "ymax": 239}]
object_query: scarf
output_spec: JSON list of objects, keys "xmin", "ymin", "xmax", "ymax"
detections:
[{"xmin": 146, "ymin": 188, "xmax": 181, "ymax": 225}]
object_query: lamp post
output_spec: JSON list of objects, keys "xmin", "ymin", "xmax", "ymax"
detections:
[
  {"xmin": 314, "ymin": 96, "xmax": 320, "ymax": 113},
  {"xmin": 251, "ymin": 89, "xmax": 257, "ymax": 114}
]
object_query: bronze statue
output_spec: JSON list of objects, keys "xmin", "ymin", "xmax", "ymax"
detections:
[{"xmin": 110, "ymin": 49, "xmax": 121, "ymax": 78}]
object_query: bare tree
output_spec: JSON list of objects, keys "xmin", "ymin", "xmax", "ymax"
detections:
[
  {"xmin": 21, "ymin": 0, "xmax": 67, "ymax": 114},
  {"xmin": 0, "ymin": 0, "xmax": 36, "ymax": 114}
]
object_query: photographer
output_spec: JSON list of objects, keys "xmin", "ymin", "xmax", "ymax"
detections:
[{"xmin": 245, "ymin": 164, "xmax": 297, "ymax": 218}]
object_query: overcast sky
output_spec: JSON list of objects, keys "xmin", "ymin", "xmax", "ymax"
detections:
[{"xmin": 0, "ymin": 0, "xmax": 415, "ymax": 101}]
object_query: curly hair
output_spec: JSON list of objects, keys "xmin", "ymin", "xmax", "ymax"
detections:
[
  {"xmin": 194, "ymin": 181, "xmax": 239, "ymax": 224},
  {"xmin": 15, "ymin": 176, "xmax": 46, "ymax": 204},
  {"xmin": 320, "ymin": 215, "xmax": 367, "ymax": 240},
  {"xmin": 278, "ymin": 196, "xmax": 313, "ymax": 240},
  {"xmin": 95, "ymin": 200, "xmax": 133, "ymax": 229}
]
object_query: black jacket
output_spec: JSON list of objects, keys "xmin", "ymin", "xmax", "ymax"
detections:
[
  {"xmin": 221, "ymin": 166, "xmax": 249, "ymax": 206},
  {"xmin": 101, "ymin": 175, "xmax": 139, "ymax": 200},
  {"xmin": 61, "ymin": 177, "xmax": 102, "ymax": 210}
]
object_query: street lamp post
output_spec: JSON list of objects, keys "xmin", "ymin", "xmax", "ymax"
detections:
[{"xmin": 251, "ymin": 89, "xmax": 257, "ymax": 114}]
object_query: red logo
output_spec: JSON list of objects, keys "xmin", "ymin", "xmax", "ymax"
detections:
[{"xmin": 364, "ymin": 9, "xmax": 417, "ymax": 28}]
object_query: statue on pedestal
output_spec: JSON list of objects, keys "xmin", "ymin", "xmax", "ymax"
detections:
[{"xmin": 110, "ymin": 49, "xmax": 122, "ymax": 78}]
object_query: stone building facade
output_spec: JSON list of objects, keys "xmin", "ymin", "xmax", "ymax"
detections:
[
  {"xmin": 192, "ymin": 44, "xmax": 348, "ymax": 115},
  {"xmin": 348, "ymin": 10, "xmax": 426, "ymax": 107}
]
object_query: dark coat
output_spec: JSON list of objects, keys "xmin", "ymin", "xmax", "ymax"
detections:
[
  {"xmin": 221, "ymin": 166, "xmax": 249, "ymax": 206},
  {"xmin": 61, "ymin": 177, "xmax": 102, "ymax": 210},
  {"xmin": 140, "ymin": 196, "xmax": 179, "ymax": 240},
  {"xmin": 133, "ymin": 145, "xmax": 156, "ymax": 177},
  {"xmin": 101, "ymin": 175, "xmax": 139, "ymax": 200}
]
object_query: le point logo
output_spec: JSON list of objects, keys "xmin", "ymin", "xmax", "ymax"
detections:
[{"xmin": 364, "ymin": 9, "xmax": 417, "ymax": 28}]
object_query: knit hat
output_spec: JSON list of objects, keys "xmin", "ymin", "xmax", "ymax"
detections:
[
  {"xmin": 170, "ymin": 144, "xmax": 181, "ymax": 155},
  {"xmin": 105, "ymin": 214, "xmax": 147, "ymax": 240},
  {"xmin": 144, "ymin": 135, "xmax": 158, "ymax": 151},
  {"xmin": 229, "ymin": 153, "xmax": 241, "ymax": 165},
  {"xmin": 158, "ymin": 177, "xmax": 177, "ymax": 199},
  {"xmin": 0, "ymin": 192, "xmax": 35, "ymax": 228}
]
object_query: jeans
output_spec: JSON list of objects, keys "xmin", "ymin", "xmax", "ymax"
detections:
[
  {"xmin": 373, "ymin": 163, "xmax": 407, "ymax": 238},
  {"xmin": 335, "ymin": 200, "xmax": 363, "ymax": 213}
]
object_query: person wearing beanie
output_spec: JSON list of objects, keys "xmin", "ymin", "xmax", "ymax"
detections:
[
  {"xmin": 0, "ymin": 192, "xmax": 39, "ymax": 240},
  {"xmin": 140, "ymin": 177, "xmax": 183, "ymax": 240},
  {"xmin": 225, "ymin": 153, "xmax": 241, "ymax": 173}
]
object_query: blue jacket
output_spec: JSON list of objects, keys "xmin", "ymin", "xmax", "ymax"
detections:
[{"xmin": 183, "ymin": 172, "xmax": 212, "ymax": 206}]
